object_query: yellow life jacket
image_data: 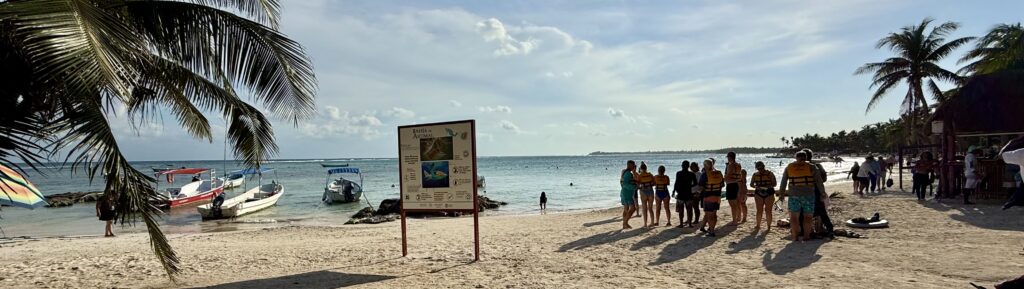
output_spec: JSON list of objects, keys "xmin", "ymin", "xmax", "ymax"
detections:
[
  {"xmin": 752, "ymin": 171, "xmax": 774, "ymax": 188},
  {"xmin": 786, "ymin": 162, "xmax": 815, "ymax": 187},
  {"xmin": 654, "ymin": 175, "xmax": 670, "ymax": 190},
  {"xmin": 638, "ymin": 171, "xmax": 655, "ymax": 188},
  {"xmin": 704, "ymin": 170, "xmax": 724, "ymax": 192},
  {"xmin": 727, "ymin": 163, "xmax": 743, "ymax": 180}
]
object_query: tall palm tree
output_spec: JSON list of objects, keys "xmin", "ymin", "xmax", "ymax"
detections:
[
  {"xmin": 959, "ymin": 23, "xmax": 1024, "ymax": 75},
  {"xmin": 855, "ymin": 18, "xmax": 973, "ymax": 144},
  {"xmin": 0, "ymin": 0, "xmax": 316, "ymax": 278}
]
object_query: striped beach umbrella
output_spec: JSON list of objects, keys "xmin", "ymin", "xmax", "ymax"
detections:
[{"xmin": 0, "ymin": 164, "xmax": 47, "ymax": 209}]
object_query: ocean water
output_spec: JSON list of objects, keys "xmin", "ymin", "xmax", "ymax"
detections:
[{"xmin": 0, "ymin": 154, "xmax": 855, "ymax": 237}]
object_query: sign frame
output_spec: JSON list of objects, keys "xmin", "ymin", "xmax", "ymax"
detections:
[{"xmin": 397, "ymin": 119, "xmax": 479, "ymax": 261}]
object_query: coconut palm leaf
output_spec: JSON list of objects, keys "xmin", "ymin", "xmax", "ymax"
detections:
[{"xmin": 959, "ymin": 23, "xmax": 1024, "ymax": 75}]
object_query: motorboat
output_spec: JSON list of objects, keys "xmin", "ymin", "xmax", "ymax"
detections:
[
  {"xmin": 320, "ymin": 163, "xmax": 350, "ymax": 168},
  {"xmin": 154, "ymin": 168, "xmax": 224, "ymax": 209},
  {"xmin": 198, "ymin": 168, "xmax": 282, "ymax": 220},
  {"xmin": 322, "ymin": 167, "xmax": 363, "ymax": 204},
  {"xmin": 224, "ymin": 173, "xmax": 245, "ymax": 189}
]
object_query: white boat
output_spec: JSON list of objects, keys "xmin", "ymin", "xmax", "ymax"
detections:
[
  {"xmin": 322, "ymin": 167, "xmax": 363, "ymax": 204},
  {"xmin": 477, "ymin": 175, "xmax": 486, "ymax": 188},
  {"xmin": 153, "ymin": 168, "xmax": 224, "ymax": 209},
  {"xmin": 224, "ymin": 173, "xmax": 245, "ymax": 189},
  {"xmin": 198, "ymin": 168, "xmax": 281, "ymax": 220}
]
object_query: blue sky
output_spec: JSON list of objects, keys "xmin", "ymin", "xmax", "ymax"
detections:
[{"xmin": 110, "ymin": 0, "xmax": 1024, "ymax": 160}]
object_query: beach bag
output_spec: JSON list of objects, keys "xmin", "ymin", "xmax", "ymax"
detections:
[{"xmin": 886, "ymin": 178, "xmax": 894, "ymax": 188}]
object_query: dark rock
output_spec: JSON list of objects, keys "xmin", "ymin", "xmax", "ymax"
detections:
[
  {"xmin": 76, "ymin": 192, "xmax": 104, "ymax": 203},
  {"xmin": 351, "ymin": 207, "xmax": 374, "ymax": 219},
  {"xmin": 46, "ymin": 197, "xmax": 75, "ymax": 208},
  {"xmin": 377, "ymin": 198, "xmax": 401, "ymax": 215}
]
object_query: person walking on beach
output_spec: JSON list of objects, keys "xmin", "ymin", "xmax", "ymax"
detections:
[
  {"xmin": 637, "ymin": 162, "xmax": 656, "ymax": 227},
  {"xmin": 779, "ymin": 151, "xmax": 824, "ymax": 242},
  {"xmin": 856, "ymin": 156, "xmax": 872, "ymax": 195},
  {"xmin": 96, "ymin": 193, "xmax": 117, "ymax": 237},
  {"xmin": 619, "ymin": 160, "xmax": 639, "ymax": 229},
  {"xmin": 724, "ymin": 152, "xmax": 743, "ymax": 226},
  {"xmin": 999, "ymin": 136, "xmax": 1024, "ymax": 210},
  {"xmin": 673, "ymin": 161, "xmax": 698, "ymax": 228},
  {"xmin": 964, "ymin": 147, "xmax": 984, "ymax": 205},
  {"xmin": 654, "ymin": 165, "xmax": 672, "ymax": 226},
  {"xmin": 913, "ymin": 152, "xmax": 937, "ymax": 201},
  {"xmin": 877, "ymin": 157, "xmax": 889, "ymax": 192},
  {"xmin": 865, "ymin": 156, "xmax": 880, "ymax": 194},
  {"xmin": 803, "ymin": 149, "xmax": 834, "ymax": 238},
  {"xmin": 750, "ymin": 161, "xmax": 776, "ymax": 231},
  {"xmin": 848, "ymin": 161, "xmax": 861, "ymax": 193},
  {"xmin": 697, "ymin": 159, "xmax": 725, "ymax": 237},
  {"xmin": 539, "ymin": 191, "xmax": 548, "ymax": 213}
]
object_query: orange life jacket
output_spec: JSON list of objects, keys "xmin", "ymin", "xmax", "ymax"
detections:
[
  {"xmin": 654, "ymin": 175, "xmax": 670, "ymax": 190},
  {"xmin": 752, "ymin": 171, "xmax": 774, "ymax": 188},
  {"xmin": 704, "ymin": 170, "xmax": 724, "ymax": 192},
  {"xmin": 786, "ymin": 162, "xmax": 815, "ymax": 187}
]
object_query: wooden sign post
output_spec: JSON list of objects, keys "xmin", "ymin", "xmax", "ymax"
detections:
[{"xmin": 397, "ymin": 120, "xmax": 479, "ymax": 261}]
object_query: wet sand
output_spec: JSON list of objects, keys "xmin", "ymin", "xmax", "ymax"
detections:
[{"xmin": 1, "ymin": 179, "xmax": 1021, "ymax": 288}]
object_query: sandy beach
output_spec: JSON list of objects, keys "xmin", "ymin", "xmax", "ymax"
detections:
[{"xmin": 1, "ymin": 179, "xmax": 1022, "ymax": 289}]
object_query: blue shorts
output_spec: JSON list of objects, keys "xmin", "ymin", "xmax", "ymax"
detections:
[
  {"xmin": 788, "ymin": 195, "xmax": 815, "ymax": 214},
  {"xmin": 621, "ymin": 189, "xmax": 636, "ymax": 206},
  {"xmin": 640, "ymin": 187, "xmax": 654, "ymax": 197},
  {"xmin": 656, "ymin": 189, "xmax": 670, "ymax": 200}
]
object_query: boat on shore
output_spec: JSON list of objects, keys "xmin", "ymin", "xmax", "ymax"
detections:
[
  {"xmin": 154, "ymin": 168, "xmax": 224, "ymax": 209},
  {"xmin": 224, "ymin": 173, "xmax": 245, "ymax": 189},
  {"xmin": 197, "ymin": 168, "xmax": 283, "ymax": 220},
  {"xmin": 322, "ymin": 167, "xmax": 363, "ymax": 204},
  {"xmin": 320, "ymin": 163, "xmax": 350, "ymax": 168}
]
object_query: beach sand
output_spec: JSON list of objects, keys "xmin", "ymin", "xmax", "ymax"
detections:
[{"xmin": 1, "ymin": 180, "xmax": 1022, "ymax": 289}]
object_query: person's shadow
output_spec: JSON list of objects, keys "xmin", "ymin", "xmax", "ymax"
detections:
[
  {"xmin": 725, "ymin": 230, "xmax": 768, "ymax": 254},
  {"xmin": 761, "ymin": 240, "xmax": 824, "ymax": 275},
  {"xmin": 650, "ymin": 225, "xmax": 737, "ymax": 265},
  {"xmin": 558, "ymin": 227, "xmax": 649, "ymax": 252}
]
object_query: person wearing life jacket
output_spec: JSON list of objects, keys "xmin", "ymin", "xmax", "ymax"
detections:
[
  {"xmin": 724, "ymin": 152, "xmax": 744, "ymax": 226},
  {"xmin": 636, "ymin": 162, "xmax": 656, "ymax": 227},
  {"xmin": 619, "ymin": 160, "xmax": 639, "ymax": 230},
  {"xmin": 697, "ymin": 159, "xmax": 725, "ymax": 237},
  {"xmin": 750, "ymin": 161, "xmax": 777, "ymax": 232},
  {"xmin": 779, "ymin": 151, "xmax": 824, "ymax": 242},
  {"xmin": 654, "ymin": 165, "xmax": 672, "ymax": 227},
  {"xmin": 803, "ymin": 149, "xmax": 835, "ymax": 238}
]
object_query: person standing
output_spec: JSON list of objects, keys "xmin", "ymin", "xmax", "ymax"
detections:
[
  {"xmin": 673, "ymin": 161, "xmax": 699, "ymax": 228},
  {"xmin": 779, "ymin": 151, "xmax": 824, "ymax": 242},
  {"xmin": 619, "ymin": 160, "xmax": 638, "ymax": 229},
  {"xmin": 848, "ymin": 162, "xmax": 861, "ymax": 193},
  {"xmin": 856, "ymin": 156, "xmax": 873, "ymax": 195},
  {"xmin": 750, "ymin": 161, "xmax": 777, "ymax": 232},
  {"xmin": 654, "ymin": 166, "xmax": 672, "ymax": 227},
  {"xmin": 539, "ymin": 191, "xmax": 548, "ymax": 213},
  {"xmin": 636, "ymin": 162, "xmax": 656, "ymax": 227},
  {"xmin": 688, "ymin": 162, "xmax": 703, "ymax": 227},
  {"xmin": 738, "ymin": 169, "xmax": 749, "ymax": 223},
  {"xmin": 96, "ymin": 193, "xmax": 117, "ymax": 237},
  {"xmin": 803, "ymin": 149, "xmax": 834, "ymax": 238},
  {"xmin": 723, "ymin": 152, "xmax": 743, "ymax": 226},
  {"xmin": 697, "ymin": 159, "xmax": 725, "ymax": 237},
  {"xmin": 964, "ymin": 147, "xmax": 983, "ymax": 205},
  {"xmin": 1000, "ymin": 136, "xmax": 1024, "ymax": 210},
  {"xmin": 866, "ymin": 156, "xmax": 881, "ymax": 193},
  {"xmin": 878, "ymin": 156, "xmax": 889, "ymax": 192},
  {"xmin": 913, "ymin": 152, "xmax": 937, "ymax": 201}
]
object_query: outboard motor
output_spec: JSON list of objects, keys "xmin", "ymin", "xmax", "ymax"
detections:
[{"xmin": 343, "ymin": 182, "xmax": 355, "ymax": 202}]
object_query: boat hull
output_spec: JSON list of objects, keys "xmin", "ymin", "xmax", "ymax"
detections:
[
  {"xmin": 224, "ymin": 177, "xmax": 244, "ymax": 189},
  {"xmin": 322, "ymin": 190, "xmax": 362, "ymax": 204},
  {"xmin": 165, "ymin": 187, "xmax": 222, "ymax": 208},
  {"xmin": 198, "ymin": 184, "xmax": 284, "ymax": 219}
]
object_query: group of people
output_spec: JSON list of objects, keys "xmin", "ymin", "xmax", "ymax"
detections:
[
  {"xmin": 847, "ymin": 155, "xmax": 894, "ymax": 195},
  {"xmin": 619, "ymin": 149, "xmax": 835, "ymax": 241}
]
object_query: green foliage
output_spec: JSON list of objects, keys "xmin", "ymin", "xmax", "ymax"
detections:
[
  {"xmin": 0, "ymin": 0, "xmax": 316, "ymax": 279},
  {"xmin": 785, "ymin": 119, "xmax": 906, "ymax": 154},
  {"xmin": 589, "ymin": 147, "xmax": 783, "ymax": 155},
  {"xmin": 960, "ymin": 23, "xmax": 1024, "ymax": 76}
]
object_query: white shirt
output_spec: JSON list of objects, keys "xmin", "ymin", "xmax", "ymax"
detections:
[
  {"xmin": 964, "ymin": 153, "xmax": 978, "ymax": 178},
  {"xmin": 1003, "ymin": 148, "xmax": 1024, "ymax": 167},
  {"xmin": 857, "ymin": 162, "xmax": 872, "ymax": 178}
]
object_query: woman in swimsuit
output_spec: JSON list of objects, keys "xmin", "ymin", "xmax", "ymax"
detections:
[
  {"xmin": 619, "ymin": 160, "xmax": 638, "ymax": 229},
  {"xmin": 750, "ymin": 161, "xmax": 777, "ymax": 232},
  {"xmin": 636, "ymin": 162, "xmax": 657, "ymax": 227},
  {"xmin": 654, "ymin": 165, "xmax": 672, "ymax": 227},
  {"xmin": 738, "ymin": 169, "xmax": 750, "ymax": 223}
]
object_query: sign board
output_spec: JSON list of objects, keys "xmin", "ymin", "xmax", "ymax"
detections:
[
  {"xmin": 397, "ymin": 120, "xmax": 479, "ymax": 260},
  {"xmin": 398, "ymin": 121, "xmax": 477, "ymax": 210},
  {"xmin": 931, "ymin": 121, "xmax": 944, "ymax": 135}
]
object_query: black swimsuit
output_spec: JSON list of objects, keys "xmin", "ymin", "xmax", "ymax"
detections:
[{"xmin": 755, "ymin": 187, "xmax": 775, "ymax": 198}]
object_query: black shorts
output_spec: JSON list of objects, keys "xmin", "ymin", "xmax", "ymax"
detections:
[
  {"xmin": 704, "ymin": 201, "xmax": 720, "ymax": 212},
  {"xmin": 857, "ymin": 177, "xmax": 870, "ymax": 186},
  {"xmin": 755, "ymin": 187, "xmax": 775, "ymax": 198},
  {"xmin": 725, "ymin": 183, "xmax": 739, "ymax": 200}
]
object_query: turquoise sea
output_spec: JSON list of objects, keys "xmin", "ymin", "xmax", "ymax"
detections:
[{"xmin": 0, "ymin": 154, "xmax": 854, "ymax": 237}]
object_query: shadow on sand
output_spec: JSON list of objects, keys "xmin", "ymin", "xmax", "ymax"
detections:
[
  {"xmin": 650, "ymin": 226, "xmax": 737, "ymax": 265},
  {"xmin": 187, "ymin": 271, "xmax": 396, "ymax": 289},
  {"xmin": 725, "ymin": 230, "xmax": 768, "ymax": 254},
  {"xmin": 761, "ymin": 240, "xmax": 824, "ymax": 275},
  {"xmin": 630, "ymin": 227, "xmax": 686, "ymax": 251},
  {"xmin": 917, "ymin": 197, "xmax": 1024, "ymax": 232},
  {"xmin": 583, "ymin": 217, "xmax": 621, "ymax": 227},
  {"xmin": 559, "ymin": 227, "xmax": 649, "ymax": 252}
]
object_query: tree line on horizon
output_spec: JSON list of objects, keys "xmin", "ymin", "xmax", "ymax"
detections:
[{"xmin": 589, "ymin": 147, "xmax": 781, "ymax": 155}]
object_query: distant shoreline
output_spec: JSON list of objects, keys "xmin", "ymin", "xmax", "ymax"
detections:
[{"xmin": 588, "ymin": 147, "xmax": 783, "ymax": 156}]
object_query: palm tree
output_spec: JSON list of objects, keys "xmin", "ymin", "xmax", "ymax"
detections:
[
  {"xmin": 855, "ymin": 18, "xmax": 974, "ymax": 144},
  {"xmin": 0, "ymin": 0, "xmax": 316, "ymax": 278},
  {"xmin": 959, "ymin": 23, "xmax": 1024, "ymax": 75}
]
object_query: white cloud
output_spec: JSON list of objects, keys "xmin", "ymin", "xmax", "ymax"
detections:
[
  {"xmin": 449, "ymin": 100, "xmax": 463, "ymax": 107},
  {"xmin": 607, "ymin": 107, "xmax": 637, "ymax": 123},
  {"xmin": 476, "ymin": 18, "xmax": 535, "ymax": 56},
  {"xmin": 479, "ymin": 105, "xmax": 512, "ymax": 113},
  {"xmin": 301, "ymin": 106, "xmax": 385, "ymax": 140},
  {"xmin": 499, "ymin": 120, "xmax": 523, "ymax": 134},
  {"xmin": 382, "ymin": 107, "xmax": 416, "ymax": 119}
]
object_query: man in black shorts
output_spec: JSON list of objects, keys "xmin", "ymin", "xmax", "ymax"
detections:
[
  {"xmin": 804, "ymin": 149, "xmax": 834, "ymax": 238},
  {"xmin": 724, "ymin": 152, "xmax": 743, "ymax": 226}
]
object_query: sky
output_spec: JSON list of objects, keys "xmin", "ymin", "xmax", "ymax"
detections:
[{"xmin": 109, "ymin": 0, "xmax": 1024, "ymax": 160}]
